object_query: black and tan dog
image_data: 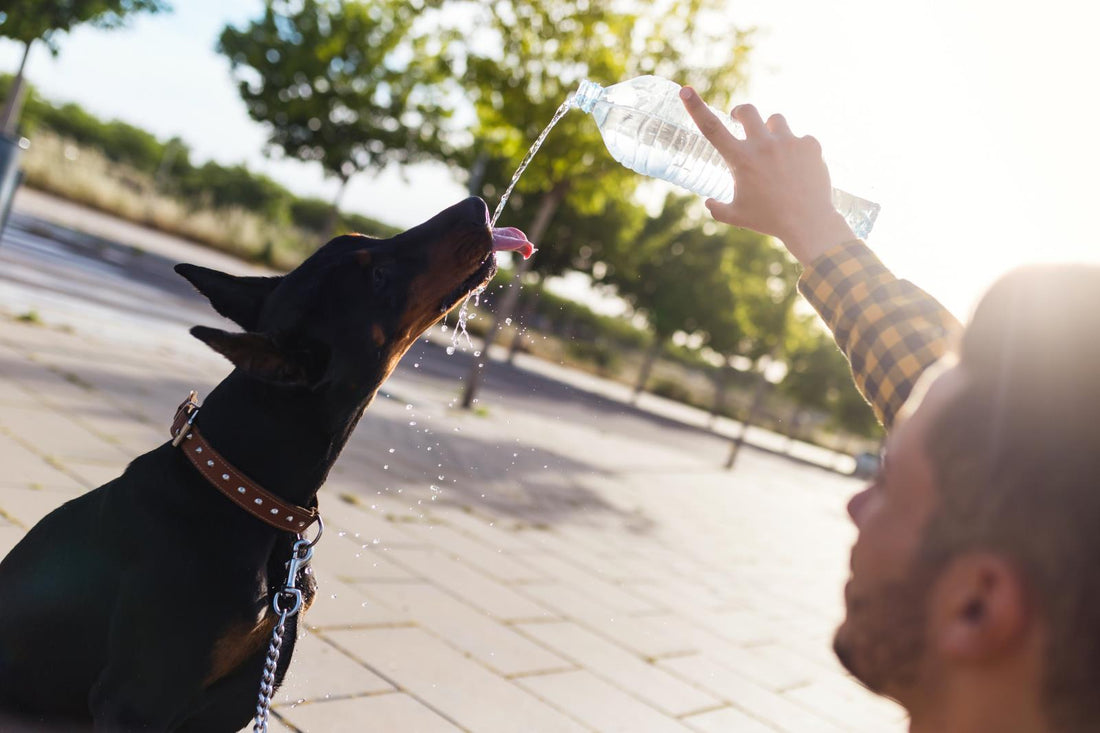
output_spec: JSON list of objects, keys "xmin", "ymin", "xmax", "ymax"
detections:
[{"xmin": 0, "ymin": 197, "xmax": 532, "ymax": 731}]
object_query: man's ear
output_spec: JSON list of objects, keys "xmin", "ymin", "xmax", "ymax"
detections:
[
  {"xmin": 931, "ymin": 552, "xmax": 1031, "ymax": 663},
  {"xmin": 190, "ymin": 326, "xmax": 328, "ymax": 387},
  {"xmin": 175, "ymin": 264, "xmax": 282, "ymax": 331}
]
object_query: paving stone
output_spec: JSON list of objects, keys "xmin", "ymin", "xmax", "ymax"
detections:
[
  {"xmin": 317, "ymin": 491, "xmax": 431, "ymax": 549},
  {"xmin": 326, "ymin": 627, "xmax": 587, "ymax": 733},
  {"xmin": 398, "ymin": 522, "xmax": 546, "ymax": 583},
  {"xmin": 311, "ymin": 533, "xmax": 417, "ymax": 582},
  {"xmin": 60, "ymin": 459, "xmax": 127, "ymax": 489},
  {"xmin": 358, "ymin": 582, "xmax": 571, "ymax": 676},
  {"xmin": 433, "ymin": 508, "xmax": 543, "ymax": 553},
  {"xmin": 682, "ymin": 706, "xmax": 778, "ymax": 733},
  {"xmin": 782, "ymin": 677, "xmax": 906, "ymax": 733},
  {"xmin": 517, "ymin": 551, "xmax": 660, "ymax": 615},
  {"xmin": 0, "ymin": 373, "xmax": 38, "ymax": 407},
  {"xmin": 516, "ymin": 669, "xmax": 692, "ymax": 732},
  {"xmin": 236, "ymin": 712, "xmax": 298, "ymax": 733},
  {"xmin": 0, "ymin": 430, "xmax": 85, "ymax": 490},
  {"xmin": 0, "ymin": 485, "xmax": 78, "ymax": 528},
  {"xmin": 0, "ymin": 404, "xmax": 130, "ymax": 463},
  {"xmin": 276, "ymin": 692, "xmax": 461, "ymax": 733},
  {"xmin": 659, "ymin": 654, "xmax": 846, "ymax": 733},
  {"xmin": 277, "ymin": 632, "xmax": 393, "ymax": 705},
  {"xmin": 303, "ymin": 575, "xmax": 412, "ymax": 630},
  {"xmin": 0, "ymin": 523, "xmax": 27, "ymax": 556},
  {"xmin": 520, "ymin": 583, "xmax": 696, "ymax": 659},
  {"xmin": 517, "ymin": 620, "xmax": 718, "ymax": 717},
  {"xmin": 72, "ymin": 410, "xmax": 163, "ymax": 455},
  {"xmin": 382, "ymin": 546, "xmax": 556, "ymax": 622}
]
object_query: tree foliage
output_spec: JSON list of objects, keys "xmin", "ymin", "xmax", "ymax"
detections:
[
  {"xmin": 779, "ymin": 316, "xmax": 882, "ymax": 438},
  {"xmin": 607, "ymin": 194, "xmax": 796, "ymax": 358},
  {"xmin": 447, "ymin": 0, "xmax": 754, "ymax": 278},
  {"xmin": 218, "ymin": 0, "xmax": 454, "ymax": 185},
  {"xmin": 0, "ymin": 0, "xmax": 169, "ymax": 52}
]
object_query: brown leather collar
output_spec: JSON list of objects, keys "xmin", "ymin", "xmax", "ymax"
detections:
[{"xmin": 170, "ymin": 392, "xmax": 320, "ymax": 533}]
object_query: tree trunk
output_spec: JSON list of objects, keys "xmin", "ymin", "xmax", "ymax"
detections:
[
  {"xmin": 323, "ymin": 174, "xmax": 351, "ymax": 240},
  {"xmin": 726, "ymin": 370, "xmax": 769, "ymax": 470},
  {"xmin": 783, "ymin": 406, "xmax": 803, "ymax": 455},
  {"xmin": 0, "ymin": 41, "xmax": 33, "ymax": 138},
  {"xmin": 461, "ymin": 181, "xmax": 566, "ymax": 409},
  {"xmin": 631, "ymin": 337, "xmax": 663, "ymax": 405},
  {"xmin": 707, "ymin": 361, "xmax": 731, "ymax": 430},
  {"xmin": 506, "ymin": 277, "xmax": 543, "ymax": 363}
]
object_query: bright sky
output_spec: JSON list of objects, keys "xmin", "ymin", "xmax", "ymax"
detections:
[{"xmin": 2, "ymin": 0, "xmax": 1098, "ymax": 319}]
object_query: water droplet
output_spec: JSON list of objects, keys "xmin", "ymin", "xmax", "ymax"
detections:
[
  {"xmin": 446, "ymin": 346, "xmax": 455, "ymax": 356},
  {"xmin": 409, "ymin": 421, "xmax": 417, "ymax": 426},
  {"xmin": 413, "ymin": 362, "xmax": 420, "ymax": 368},
  {"xmin": 504, "ymin": 317, "xmax": 512, "ymax": 325},
  {"xmin": 388, "ymin": 448, "xmax": 395, "ymax": 453},
  {"xmin": 383, "ymin": 465, "xmax": 389, "ymax": 470},
  {"xmin": 406, "ymin": 404, "xmax": 413, "ymax": 410},
  {"xmin": 473, "ymin": 350, "xmax": 481, "ymax": 357}
]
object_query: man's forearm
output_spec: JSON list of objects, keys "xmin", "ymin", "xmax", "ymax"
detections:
[{"xmin": 797, "ymin": 240, "xmax": 962, "ymax": 429}]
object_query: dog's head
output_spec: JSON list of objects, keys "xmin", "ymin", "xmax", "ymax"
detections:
[{"xmin": 176, "ymin": 197, "xmax": 532, "ymax": 396}]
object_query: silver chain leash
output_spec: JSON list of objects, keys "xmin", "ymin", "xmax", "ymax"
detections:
[{"xmin": 253, "ymin": 517, "xmax": 323, "ymax": 733}]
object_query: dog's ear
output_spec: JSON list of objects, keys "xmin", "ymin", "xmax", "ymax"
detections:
[
  {"xmin": 190, "ymin": 326, "xmax": 329, "ymax": 388},
  {"xmin": 175, "ymin": 264, "xmax": 282, "ymax": 331}
]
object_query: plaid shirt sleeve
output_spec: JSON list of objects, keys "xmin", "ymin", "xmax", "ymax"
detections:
[{"xmin": 797, "ymin": 240, "xmax": 962, "ymax": 429}]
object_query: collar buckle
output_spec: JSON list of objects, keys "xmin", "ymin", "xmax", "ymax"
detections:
[{"xmin": 171, "ymin": 390, "xmax": 201, "ymax": 447}]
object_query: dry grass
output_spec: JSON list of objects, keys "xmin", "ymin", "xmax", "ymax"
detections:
[{"xmin": 22, "ymin": 132, "xmax": 310, "ymax": 270}]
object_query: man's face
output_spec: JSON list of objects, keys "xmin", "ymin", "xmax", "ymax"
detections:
[{"xmin": 834, "ymin": 360, "xmax": 968, "ymax": 698}]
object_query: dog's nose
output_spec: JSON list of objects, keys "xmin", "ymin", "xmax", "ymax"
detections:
[{"xmin": 459, "ymin": 196, "xmax": 490, "ymax": 226}]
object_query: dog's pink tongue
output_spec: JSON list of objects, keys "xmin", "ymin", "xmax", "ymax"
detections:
[{"xmin": 491, "ymin": 227, "xmax": 535, "ymax": 260}]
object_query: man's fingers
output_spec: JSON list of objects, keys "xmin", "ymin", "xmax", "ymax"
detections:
[
  {"xmin": 680, "ymin": 86, "xmax": 742, "ymax": 162},
  {"xmin": 766, "ymin": 113, "xmax": 792, "ymax": 137},
  {"xmin": 732, "ymin": 104, "xmax": 766, "ymax": 138}
]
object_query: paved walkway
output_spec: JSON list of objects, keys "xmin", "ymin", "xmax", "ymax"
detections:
[{"xmin": 0, "ymin": 196, "xmax": 905, "ymax": 732}]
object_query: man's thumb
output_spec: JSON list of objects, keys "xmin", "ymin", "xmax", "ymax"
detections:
[{"xmin": 705, "ymin": 198, "xmax": 747, "ymax": 228}]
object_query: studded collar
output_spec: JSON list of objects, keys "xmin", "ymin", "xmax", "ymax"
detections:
[{"xmin": 170, "ymin": 392, "xmax": 320, "ymax": 533}]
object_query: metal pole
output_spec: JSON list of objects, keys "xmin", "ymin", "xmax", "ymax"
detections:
[{"xmin": 0, "ymin": 41, "xmax": 33, "ymax": 138}]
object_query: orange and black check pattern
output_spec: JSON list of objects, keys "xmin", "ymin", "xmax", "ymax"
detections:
[{"xmin": 797, "ymin": 240, "xmax": 962, "ymax": 429}]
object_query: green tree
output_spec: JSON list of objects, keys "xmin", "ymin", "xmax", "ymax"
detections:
[
  {"xmin": 779, "ymin": 316, "xmax": 883, "ymax": 449},
  {"xmin": 608, "ymin": 195, "xmax": 795, "ymax": 400},
  {"xmin": 449, "ymin": 0, "xmax": 754, "ymax": 406},
  {"xmin": 0, "ymin": 0, "xmax": 169, "ymax": 135},
  {"xmin": 218, "ymin": 0, "xmax": 455, "ymax": 230}
]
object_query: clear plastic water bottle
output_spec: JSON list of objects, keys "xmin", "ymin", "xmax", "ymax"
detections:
[{"xmin": 573, "ymin": 75, "xmax": 881, "ymax": 239}]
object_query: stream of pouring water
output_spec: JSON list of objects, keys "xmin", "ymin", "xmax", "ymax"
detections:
[
  {"xmin": 490, "ymin": 97, "xmax": 575, "ymax": 227},
  {"xmin": 451, "ymin": 96, "xmax": 575, "ymax": 352}
]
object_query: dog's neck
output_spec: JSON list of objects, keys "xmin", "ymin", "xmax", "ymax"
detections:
[{"xmin": 192, "ymin": 371, "xmax": 373, "ymax": 508}]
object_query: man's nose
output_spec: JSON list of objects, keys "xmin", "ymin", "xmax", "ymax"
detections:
[{"xmin": 847, "ymin": 486, "xmax": 872, "ymax": 526}]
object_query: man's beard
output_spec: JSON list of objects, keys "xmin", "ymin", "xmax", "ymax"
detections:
[{"xmin": 833, "ymin": 565, "xmax": 936, "ymax": 697}]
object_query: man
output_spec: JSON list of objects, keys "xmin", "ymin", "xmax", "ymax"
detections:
[{"xmin": 682, "ymin": 86, "xmax": 1100, "ymax": 732}]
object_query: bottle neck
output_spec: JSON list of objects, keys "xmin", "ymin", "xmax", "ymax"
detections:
[{"xmin": 573, "ymin": 79, "xmax": 604, "ymax": 113}]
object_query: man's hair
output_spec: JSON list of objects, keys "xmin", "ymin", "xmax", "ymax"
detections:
[{"xmin": 922, "ymin": 264, "xmax": 1100, "ymax": 731}]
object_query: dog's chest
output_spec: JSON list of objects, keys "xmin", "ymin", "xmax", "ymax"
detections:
[{"xmin": 204, "ymin": 612, "xmax": 279, "ymax": 687}]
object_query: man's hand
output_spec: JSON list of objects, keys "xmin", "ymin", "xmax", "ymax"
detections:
[{"xmin": 679, "ymin": 87, "xmax": 856, "ymax": 265}]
